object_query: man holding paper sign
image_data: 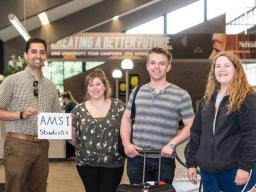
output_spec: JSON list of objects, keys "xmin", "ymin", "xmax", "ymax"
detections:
[{"xmin": 0, "ymin": 37, "xmax": 61, "ymax": 192}]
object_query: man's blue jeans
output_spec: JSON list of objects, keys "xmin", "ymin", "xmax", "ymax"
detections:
[{"xmin": 127, "ymin": 155, "xmax": 176, "ymax": 184}]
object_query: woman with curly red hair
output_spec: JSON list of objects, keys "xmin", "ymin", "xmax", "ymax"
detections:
[{"xmin": 187, "ymin": 51, "xmax": 256, "ymax": 191}]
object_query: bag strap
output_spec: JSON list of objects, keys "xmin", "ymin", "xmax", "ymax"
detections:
[
  {"xmin": 130, "ymin": 85, "xmax": 141, "ymax": 125},
  {"xmin": 130, "ymin": 85, "xmax": 141, "ymax": 143}
]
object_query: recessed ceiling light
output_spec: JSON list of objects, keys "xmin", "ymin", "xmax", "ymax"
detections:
[
  {"xmin": 113, "ymin": 15, "xmax": 119, "ymax": 21},
  {"xmin": 38, "ymin": 12, "xmax": 50, "ymax": 26}
]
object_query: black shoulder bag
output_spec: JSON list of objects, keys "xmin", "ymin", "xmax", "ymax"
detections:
[{"xmin": 118, "ymin": 85, "xmax": 141, "ymax": 157}]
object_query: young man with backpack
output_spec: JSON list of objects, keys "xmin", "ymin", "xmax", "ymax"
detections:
[{"xmin": 120, "ymin": 47, "xmax": 194, "ymax": 184}]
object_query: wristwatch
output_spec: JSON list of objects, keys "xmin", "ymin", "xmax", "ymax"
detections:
[
  {"xmin": 169, "ymin": 143, "xmax": 176, "ymax": 150},
  {"xmin": 20, "ymin": 111, "xmax": 25, "ymax": 120}
]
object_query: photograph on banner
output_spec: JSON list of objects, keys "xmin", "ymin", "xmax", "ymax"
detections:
[
  {"xmin": 209, "ymin": 33, "xmax": 256, "ymax": 60},
  {"xmin": 38, "ymin": 112, "xmax": 72, "ymax": 139}
]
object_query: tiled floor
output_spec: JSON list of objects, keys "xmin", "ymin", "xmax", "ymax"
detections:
[{"xmin": 0, "ymin": 142, "xmax": 200, "ymax": 192}]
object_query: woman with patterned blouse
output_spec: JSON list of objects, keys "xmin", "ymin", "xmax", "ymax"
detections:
[{"xmin": 71, "ymin": 68, "xmax": 126, "ymax": 192}]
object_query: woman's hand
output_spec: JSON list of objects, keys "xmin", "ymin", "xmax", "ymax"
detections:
[
  {"xmin": 124, "ymin": 143, "xmax": 142, "ymax": 158},
  {"xmin": 234, "ymin": 169, "xmax": 249, "ymax": 185},
  {"xmin": 188, "ymin": 167, "xmax": 198, "ymax": 185}
]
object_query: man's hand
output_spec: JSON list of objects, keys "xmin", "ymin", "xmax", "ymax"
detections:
[
  {"xmin": 161, "ymin": 143, "xmax": 175, "ymax": 158},
  {"xmin": 23, "ymin": 107, "xmax": 38, "ymax": 119},
  {"xmin": 234, "ymin": 169, "xmax": 249, "ymax": 185},
  {"xmin": 124, "ymin": 143, "xmax": 143, "ymax": 158},
  {"xmin": 188, "ymin": 167, "xmax": 198, "ymax": 184}
]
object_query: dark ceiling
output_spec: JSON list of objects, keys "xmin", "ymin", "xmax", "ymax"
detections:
[
  {"xmin": 1, "ymin": 0, "xmax": 200, "ymax": 43},
  {"xmin": 0, "ymin": 0, "xmax": 71, "ymax": 29},
  {"xmin": 1, "ymin": 0, "xmax": 199, "ymax": 61}
]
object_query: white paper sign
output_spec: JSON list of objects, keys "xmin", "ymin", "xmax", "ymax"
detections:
[{"xmin": 37, "ymin": 113, "xmax": 71, "ymax": 139}]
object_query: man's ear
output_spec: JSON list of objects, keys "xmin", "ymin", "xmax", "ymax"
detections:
[
  {"xmin": 146, "ymin": 62, "xmax": 149, "ymax": 72},
  {"xmin": 167, "ymin": 63, "xmax": 171, "ymax": 72},
  {"xmin": 23, "ymin": 52, "xmax": 27, "ymax": 60}
]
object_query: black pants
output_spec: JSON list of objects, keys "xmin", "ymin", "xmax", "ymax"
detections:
[
  {"xmin": 66, "ymin": 141, "xmax": 75, "ymax": 158},
  {"xmin": 77, "ymin": 165, "xmax": 124, "ymax": 192}
]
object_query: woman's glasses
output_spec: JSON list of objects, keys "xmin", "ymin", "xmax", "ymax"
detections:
[{"xmin": 33, "ymin": 81, "xmax": 39, "ymax": 98}]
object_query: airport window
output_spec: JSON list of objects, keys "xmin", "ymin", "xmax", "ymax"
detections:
[
  {"xmin": 126, "ymin": 16, "xmax": 164, "ymax": 34},
  {"xmin": 243, "ymin": 63, "xmax": 256, "ymax": 86},
  {"xmin": 207, "ymin": 0, "xmax": 256, "ymax": 33},
  {"xmin": 43, "ymin": 61, "xmax": 82, "ymax": 92},
  {"xmin": 126, "ymin": 0, "xmax": 255, "ymax": 35},
  {"xmin": 166, "ymin": 0, "xmax": 204, "ymax": 34},
  {"xmin": 207, "ymin": 0, "xmax": 229, "ymax": 20},
  {"xmin": 207, "ymin": 0, "xmax": 255, "ymax": 21},
  {"xmin": 86, "ymin": 61, "xmax": 105, "ymax": 70},
  {"xmin": 42, "ymin": 60, "xmax": 107, "ymax": 93},
  {"xmin": 126, "ymin": 0, "xmax": 204, "ymax": 35}
]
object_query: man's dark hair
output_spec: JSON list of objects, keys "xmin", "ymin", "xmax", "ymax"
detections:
[{"xmin": 25, "ymin": 37, "xmax": 47, "ymax": 53}]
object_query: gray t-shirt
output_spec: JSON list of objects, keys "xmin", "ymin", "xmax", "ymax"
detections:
[{"xmin": 127, "ymin": 84, "xmax": 194, "ymax": 150}]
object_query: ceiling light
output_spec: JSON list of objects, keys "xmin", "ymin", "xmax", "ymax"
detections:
[
  {"xmin": 8, "ymin": 13, "xmax": 31, "ymax": 41},
  {"xmin": 113, "ymin": 15, "xmax": 119, "ymax": 21},
  {"xmin": 38, "ymin": 12, "xmax": 50, "ymax": 26}
]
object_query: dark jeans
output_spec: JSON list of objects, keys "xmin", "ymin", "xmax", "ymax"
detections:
[
  {"xmin": 201, "ymin": 164, "xmax": 256, "ymax": 192},
  {"xmin": 127, "ymin": 156, "xmax": 175, "ymax": 184},
  {"xmin": 76, "ymin": 165, "xmax": 124, "ymax": 192}
]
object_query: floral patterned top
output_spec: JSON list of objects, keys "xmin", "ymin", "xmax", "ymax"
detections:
[{"xmin": 72, "ymin": 99, "xmax": 125, "ymax": 167}]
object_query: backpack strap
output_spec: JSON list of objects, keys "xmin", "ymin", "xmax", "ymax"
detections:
[
  {"xmin": 130, "ymin": 85, "xmax": 141, "ymax": 125},
  {"xmin": 129, "ymin": 85, "xmax": 141, "ymax": 144}
]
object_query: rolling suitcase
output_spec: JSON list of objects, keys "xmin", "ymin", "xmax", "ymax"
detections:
[{"xmin": 116, "ymin": 150, "xmax": 176, "ymax": 192}]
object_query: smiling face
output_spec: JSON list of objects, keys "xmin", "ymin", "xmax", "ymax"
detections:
[
  {"xmin": 87, "ymin": 77, "xmax": 106, "ymax": 100},
  {"xmin": 146, "ymin": 53, "xmax": 171, "ymax": 82},
  {"xmin": 214, "ymin": 56, "xmax": 236, "ymax": 88},
  {"xmin": 24, "ymin": 42, "xmax": 46, "ymax": 70}
]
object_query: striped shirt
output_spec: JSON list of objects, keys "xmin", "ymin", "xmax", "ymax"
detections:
[
  {"xmin": 127, "ymin": 83, "xmax": 194, "ymax": 150},
  {"xmin": 0, "ymin": 68, "xmax": 61, "ymax": 135}
]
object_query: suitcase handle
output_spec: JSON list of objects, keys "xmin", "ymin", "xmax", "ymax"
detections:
[
  {"xmin": 139, "ymin": 150, "xmax": 161, "ymax": 154},
  {"xmin": 139, "ymin": 150, "xmax": 162, "ymax": 183}
]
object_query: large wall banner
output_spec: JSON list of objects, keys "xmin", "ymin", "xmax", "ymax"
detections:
[
  {"xmin": 49, "ymin": 33, "xmax": 256, "ymax": 60},
  {"xmin": 50, "ymin": 33, "xmax": 171, "ymax": 60}
]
